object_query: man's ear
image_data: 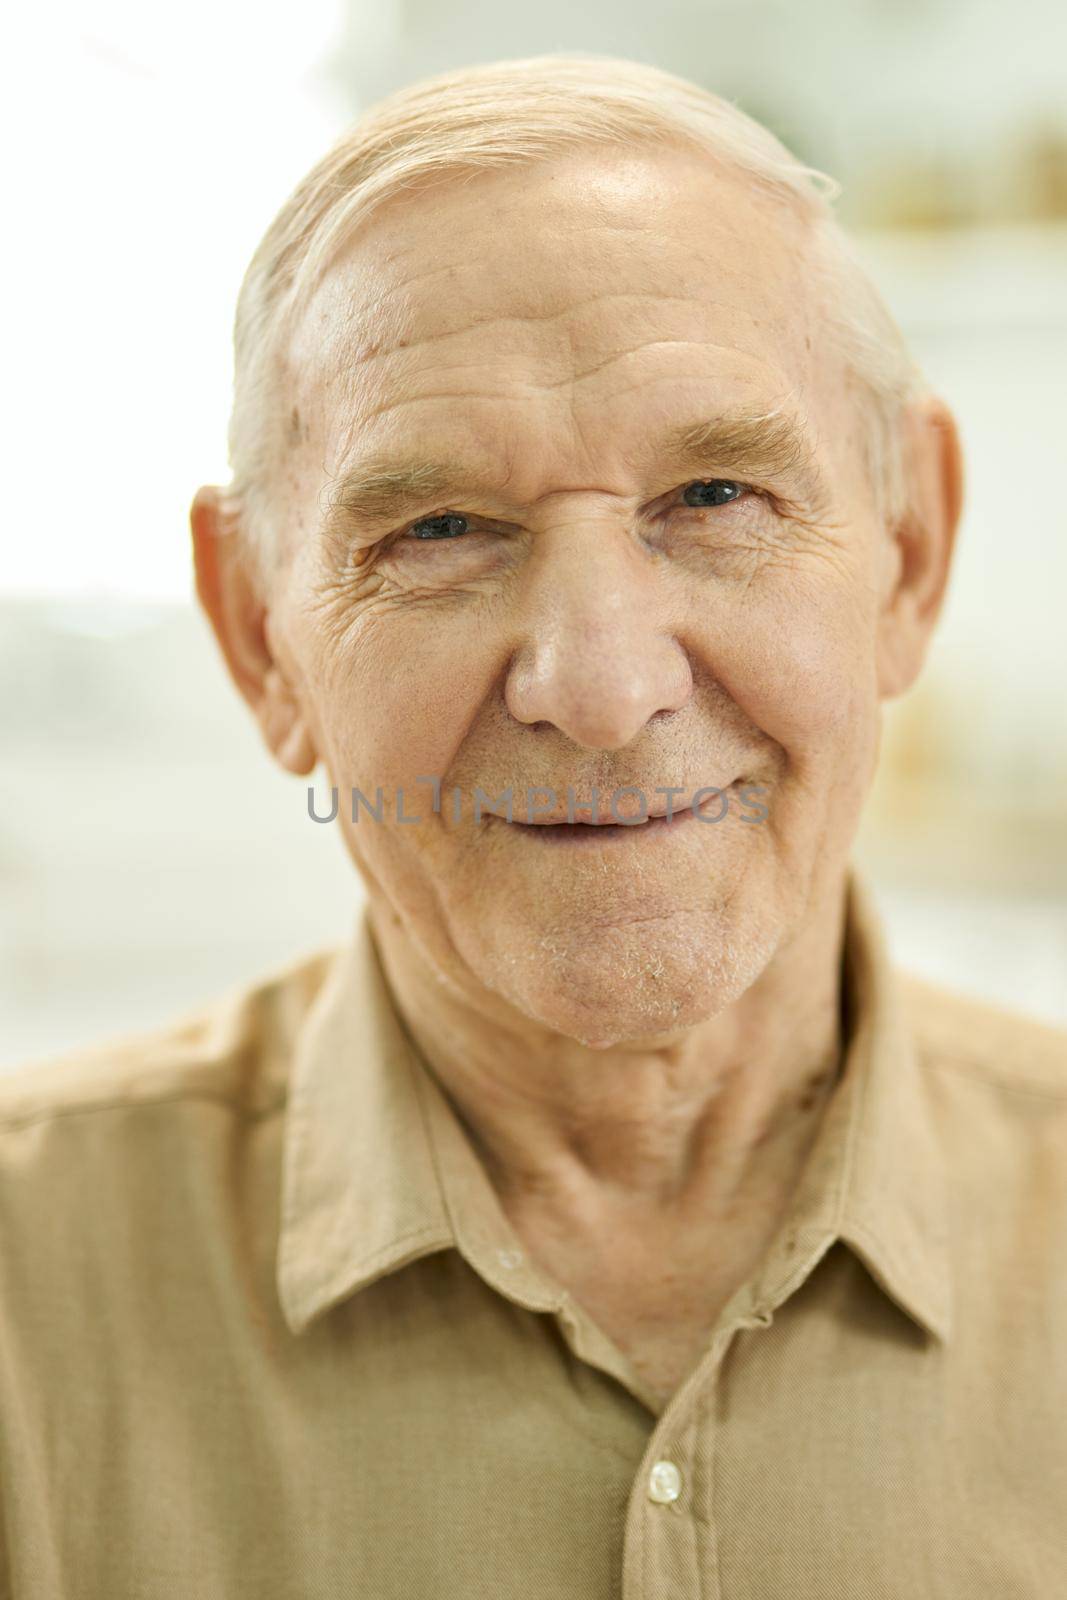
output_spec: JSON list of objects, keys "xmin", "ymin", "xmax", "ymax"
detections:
[
  {"xmin": 875, "ymin": 393, "xmax": 965, "ymax": 700},
  {"xmin": 189, "ymin": 485, "xmax": 318, "ymax": 777}
]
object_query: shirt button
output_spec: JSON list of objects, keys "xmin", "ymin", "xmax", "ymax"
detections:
[
  {"xmin": 648, "ymin": 1460, "xmax": 683, "ymax": 1504},
  {"xmin": 496, "ymin": 1248, "xmax": 523, "ymax": 1269}
]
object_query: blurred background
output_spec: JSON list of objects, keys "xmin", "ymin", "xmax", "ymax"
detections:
[{"xmin": 2, "ymin": 0, "xmax": 1065, "ymax": 1069}]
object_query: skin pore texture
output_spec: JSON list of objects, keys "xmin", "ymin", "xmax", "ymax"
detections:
[{"xmin": 191, "ymin": 142, "xmax": 963, "ymax": 1408}]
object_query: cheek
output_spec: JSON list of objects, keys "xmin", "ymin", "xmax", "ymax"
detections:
[
  {"xmin": 310, "ymin": 610, "xmax": 484, "ymax": 791},
  {"xmin": 703, "ymin": 571, "xmax": 878, "ymax": 758}
]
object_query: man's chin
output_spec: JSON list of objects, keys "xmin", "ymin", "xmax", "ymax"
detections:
[
  {"xmin": 472, "ymin": 916, "xmax": 780, "ymax": 1048},
  {"xmin": 510, "ymin": 983, "xmax": 744, "ymax": 1051}
]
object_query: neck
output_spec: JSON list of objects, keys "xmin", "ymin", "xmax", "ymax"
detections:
[{"xmin": 366, "ymin": 874, "xmax": 851, "ymax": 1231}]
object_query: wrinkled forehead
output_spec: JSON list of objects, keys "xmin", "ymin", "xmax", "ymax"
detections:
[{"xmin": 284, "ymin": 146, "xmax": 832, "ymax": 465}]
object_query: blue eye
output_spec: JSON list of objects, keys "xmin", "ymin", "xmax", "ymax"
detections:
[
  {"xmin": 401, "ymin": 481, "xmax": 750, "ymax": 546},
  {"xmin": 681, "ymin": 480, "xmax": 746, "ymax": 507},
  {"xmin": 409, "ymin": 513, "xmax": 469, "ymax": 540}
]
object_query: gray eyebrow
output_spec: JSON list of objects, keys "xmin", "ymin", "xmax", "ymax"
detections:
[{"xmin": 320, "ymin": 403, "xmax": 827, "ymax": 537}]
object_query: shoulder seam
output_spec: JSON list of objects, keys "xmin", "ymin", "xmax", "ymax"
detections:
[
  {"xmin": 0, "ymin": 1087, "xmax": 288, "ymax": 1134},
  {"xmin": 900, "ymin": 969, "xmax": 1067, "ymax": 1029},
  {"xmin": 920, "ymin": 1050, "xmax": 1067, "ymax": 1102}
]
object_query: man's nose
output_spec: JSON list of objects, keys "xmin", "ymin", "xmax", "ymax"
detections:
[{"xmin": 503, "ymin": 525, "xmax": 693, "ymax": 750}]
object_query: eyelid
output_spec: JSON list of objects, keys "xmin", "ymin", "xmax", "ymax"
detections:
[
  {"xmin": 661, "ymin": 477, "xmax": 769, "ymax": 516},
  {"xmin": 677, "ymin": 477, "xmax": 762, "ymax": 501},
  {"xmin": 393, "ymin": 509, "xmax": 498, "ymax": 544}
]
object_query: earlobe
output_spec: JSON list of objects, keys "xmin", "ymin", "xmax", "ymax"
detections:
[
  {"xmin": 261, "ymin": 664, "xmax": 319, "ymax": 776},
  {"xmin": 276, "ymin": 722, "xmax": 318, "ymax": 777}
]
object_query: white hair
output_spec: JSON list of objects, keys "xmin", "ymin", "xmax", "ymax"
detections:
[{"xmin": 222, "ymin": 52, "xmax": 928, "ymax": 587}]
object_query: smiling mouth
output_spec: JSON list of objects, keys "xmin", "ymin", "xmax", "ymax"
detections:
[{"xmin": 498, "ymin": 782, "xmax": 740, "ymax": 842}]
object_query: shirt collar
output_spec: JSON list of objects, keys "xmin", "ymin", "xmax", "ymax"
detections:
[
  {"xmin": 742, "ymin": 867, "xmax": 953, "ymax": 1343},
  {"xmin": 277, "ymin": 865, "xmax": 952, "ymax": 1344}
]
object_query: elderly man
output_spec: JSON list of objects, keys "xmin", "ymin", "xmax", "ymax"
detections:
[{"xmin": 1, "ymin": 51, "xmax": 1065, "ymax": 1599}]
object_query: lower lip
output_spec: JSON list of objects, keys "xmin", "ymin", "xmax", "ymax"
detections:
[{"xmin": 500, "ymin": 783, "xmax": 740, "ymax": 845}]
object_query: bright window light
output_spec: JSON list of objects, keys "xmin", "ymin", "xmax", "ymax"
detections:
[{"xmin": 5, "ymin": 0, "xmax": 349, "ymax": 600}]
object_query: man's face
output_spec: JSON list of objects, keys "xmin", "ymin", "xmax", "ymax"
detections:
[{"xmin": 267, "ymin": 144, "xmax": 894, "ymax": 1046}]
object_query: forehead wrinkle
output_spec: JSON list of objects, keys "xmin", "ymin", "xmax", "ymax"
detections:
[
  {"xmin": 318, "ymin": 401, "xmax": 828, "ymax": 542},
  {"xmin": 329, "ymin": 291, "xmax": 796, "ymax": 381}
]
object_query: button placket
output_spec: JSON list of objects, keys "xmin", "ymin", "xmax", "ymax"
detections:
[{"xmin": 622, "ymin": 1336, "xmax": 736, "ymax": 1598}]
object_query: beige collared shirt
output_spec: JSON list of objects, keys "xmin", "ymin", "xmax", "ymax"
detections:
[{"xmin": 1, "ymin": 867, "xmax": 1065, "ymax": 1597}]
